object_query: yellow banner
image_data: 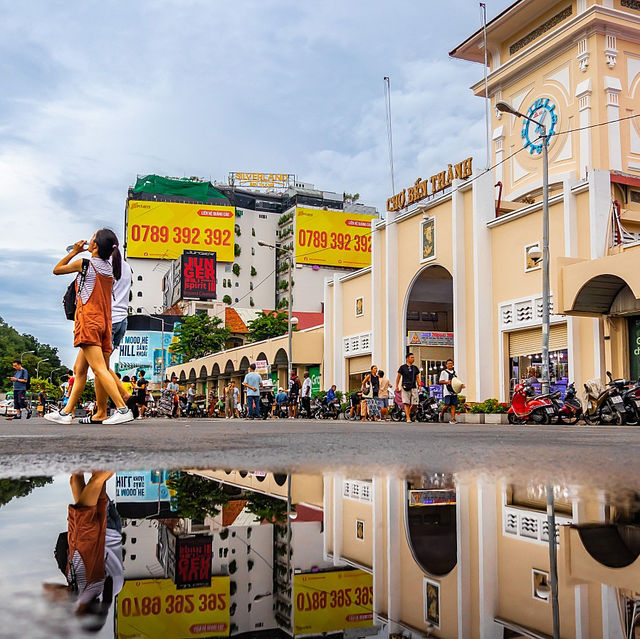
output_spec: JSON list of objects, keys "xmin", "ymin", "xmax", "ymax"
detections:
[
  {"xmin": 293, "ymin": 570, "xmax": 374, "ymax": 634},
  {"xmin": 126, "ymin": 200, "xmax": 235, "ymax": 261},
  {"xmin": 294, "ymin": 207, "xmax": 375, "ymax": 268},
  {"xmin": 116, "ymin": 578, "xmax": 230, "ymax": 638}
]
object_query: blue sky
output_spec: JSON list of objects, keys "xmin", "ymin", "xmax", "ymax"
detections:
[{"xmin": 0, "ymin": 0, "xmax": 512, "ymax": 366}]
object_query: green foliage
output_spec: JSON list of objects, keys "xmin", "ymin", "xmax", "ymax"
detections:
[
  {"xmin": 165, "ymin": 473, "xmax": 230, "ymax": 520},
  {"xmin": 30, "ymin": 377, "xmax": 62, "ymax": 401},
  {"xmin": 276, "ymin": 299, "xmax": 289, "ymax": 309},
  {"xmin": 278, "ymin": 212, "xmax": 294, "ymax": 226},
  {"xmin": 170, "ymin": 314, "xmax": 230, "ymax": 360},
  {"xmin": 469, "ymin": 398, "xmax": 507, "ymax": 413},
  {"xmin": 250, "ymin": 266, "xmax": 257, "ymax": 277},
  {"xmin": 246, "ymin": 311, "xmax": 296, "ymax": 343},
  {"xmin": 232, "ymin": 263, "xmax": 240, "ymax": 276},
  {"xmin": 0, "ymin": 477, "xmax": 53, "ymax": 508},
  {"xmin": 0, "ymin": 316, "xmax": 64, "ymax": 392},
  {"xmin": 343, "ymin": 192, "xmax": 360, "ymax": 202},
  {"xmin": 234, "ymin": 243, "xmax": 241, "ymax": 257},
  {"xmin": 223, "ymin": 295, "xmax": 232, "ymax": 305},
  {"xmin": 81, "ymin": 380, "xmax": 96, "ymax": 403},
  {"xmin": 244, "ymin": 492, "xmax": 287, "ymax": 523},
  {"xmin": 234, "ymin": 224, "xmax": 241, "ymax": 237}
]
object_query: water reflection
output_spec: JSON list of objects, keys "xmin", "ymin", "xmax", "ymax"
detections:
[{"xmin": 0, "ymin": 470, "xmax": 639, "ymax": 637}]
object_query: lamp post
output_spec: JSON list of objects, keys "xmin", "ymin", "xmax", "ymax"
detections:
[
  {"xmin": 20, "ymin": 350, "xmax": 34, "ymax": 361},
  {"xmin": 258, "ymin": 241, "xmax": 299, "ymax": 385},
  {"xmin": 35, "ymin": 358, "xmax": 49, "ymax": 378},
  {"xmin": 49, "ymin": 366, "xmax": 66, "ymax": 383},
  {"xmin": 496, "ymin": 100, "xmax": 551, "ymax": 396}
]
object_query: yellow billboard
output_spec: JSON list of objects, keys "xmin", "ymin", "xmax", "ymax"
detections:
[
  {"xmin": 116, "ymin": 578, "xmax": 230, "ymax": 638},
  {"xmin": 294, "ymin": 207, "xmax": 375, "ymax": 268},
  {"xmin": 126, "ymin": 200, "xmax": 235, "ymax": 262},
  {"xmin": 293, "ymin": 569, "xmax": 374, "ymax": 634}
]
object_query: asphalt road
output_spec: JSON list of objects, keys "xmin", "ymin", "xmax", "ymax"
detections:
[{"xmin": 1, "ymin": 416, "xmax": 639, "ymax": 489}]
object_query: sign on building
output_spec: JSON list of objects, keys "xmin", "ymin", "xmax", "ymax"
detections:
[
  {"xmin": 229, "ymin": 171, "xmax": 295, "ymax": 189},
  {"xmin": 407, "ymin": 331, "xmax": 454, "ymax": 347},
  {"xmin": 116, "ymin": 329, "xmax": 181, "ymax": 385},
  {"xmin": 181, "ymin": 250, "xmax": 217, "ymax": 300}
]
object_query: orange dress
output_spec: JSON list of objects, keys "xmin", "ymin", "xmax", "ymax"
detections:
[{"xmin": 73, "ymin": 260, "xmax": 113, "ymax": 353}]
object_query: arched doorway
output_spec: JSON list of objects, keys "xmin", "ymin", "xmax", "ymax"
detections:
[{"xmin": 403, "ymin": 265, "xmax": 454, "ymax": 398}]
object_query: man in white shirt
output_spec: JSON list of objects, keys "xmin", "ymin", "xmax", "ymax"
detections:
[
  {"xmin": 439, "ymin": 358, "xmax": 465, "ymax": 424},
  {"xmin": 301, "ymin": 371, "xmax": 312, "ymax": 418}
]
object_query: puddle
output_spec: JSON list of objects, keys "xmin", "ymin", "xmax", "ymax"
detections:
[{"xmin": 1, "ymin": 468, "xmax": 639, "ymax": 638}]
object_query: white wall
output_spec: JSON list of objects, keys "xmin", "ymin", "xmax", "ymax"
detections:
[{"xmin": 121, "ymin": 519, "xmax": 165, "ymax": 579}]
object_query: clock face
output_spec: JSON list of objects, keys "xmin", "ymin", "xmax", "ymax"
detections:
[{"xmin": 521, "ymin": 97, "xmax": 558, "ymax": 155}]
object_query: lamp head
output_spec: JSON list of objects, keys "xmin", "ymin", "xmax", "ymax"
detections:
[
  {"xmin": 495, "ymin": 100, "xmax": 519, "ymax": 117},
  {"xmin": 527, "ymin": 245, "xmax": 542, "ymax": 264},
  {"xmin": 290, "ymin": 316, "xmax": 299, "ymax": 326}
]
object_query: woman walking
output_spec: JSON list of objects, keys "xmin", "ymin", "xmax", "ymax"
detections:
[
  {"xmin": 46, "ymin": 231, "xmax": 133, "ymax": 425},
  {"xmin": 361, "ymin": 365, "xmax": 381, "ymax": 422}
]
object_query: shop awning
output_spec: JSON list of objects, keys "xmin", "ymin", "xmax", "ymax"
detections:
[{"xmin": 557, "ymin": 251, "xmax": 640, "ymax": 317}]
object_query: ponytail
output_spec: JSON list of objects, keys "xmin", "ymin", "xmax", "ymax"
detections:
[{"xmin": 94, "ymin": 228, "xmax": 122, "ymax": 280}]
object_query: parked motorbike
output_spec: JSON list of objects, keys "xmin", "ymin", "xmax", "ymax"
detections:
[
  {"xmin": 314, "ymin": 397, "xmax": 340, "ymax": 420},
  {"xmin": 549, "ymin": 382, "xmax": 582, "ymax": 425},
  {"xmin": 583, "ymin": 372, "xmax": 627, "ymax": 425},
  {"xmin": 619, "ymin": 374, "xmax": 640, "ymax": 426},
  {"xmin": 274, "ymin": 402, "xmax": 289, "ymax": 419},
  {"xmin": 415, "ymin": 393, "xmax": 440, "ymax": 423},
  {"xmin": 507, "ymin": 381, "xmax": 555, "ymax": 424}
]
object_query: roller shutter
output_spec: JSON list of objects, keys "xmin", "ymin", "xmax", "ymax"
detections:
[{"xmin": 508, "ymin": 323, "xmax": 567, "ymax": 357}]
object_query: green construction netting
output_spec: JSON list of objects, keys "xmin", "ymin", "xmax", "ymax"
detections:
[{"xmin": 133, "ymin": 174, "xmax": 226, "ymax": 202}]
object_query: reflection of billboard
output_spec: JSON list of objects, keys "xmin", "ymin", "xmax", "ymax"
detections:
[
  {"xmin": 126, "ymin": 200, "xmax": 235, "ymax": 262},
  {"xmin": 293, "ymin": 570, "xmax": 373, "ymax": 634},
  {"xmin": 116, "ymin": 329, "xmax": 181, "ymax": 385},
  {"xmin": 409, "ymin": 489, "xmax": 457, "ymax": 507},
  {"xmin": 115, "ymin": 471, "xmax": 175, "ymax": 503},
  {"xmin": 174, "ymin": 535, "xmax": 213, "ymax": 589},
  {"xmin": 116, "ymin": 578, "xmax": 230, "ymax": 638},
  {"xmin": 294, "ymin": 207, "xmax": 375, "ymax": 268},
  {"xmin": 181, "ymin": 250, "xmax": 217, "ymax": 300}
]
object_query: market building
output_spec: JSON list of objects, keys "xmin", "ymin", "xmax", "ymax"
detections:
[{"xmin": 324, "ymin": 0, "xmax": 640, "ymax": 400}]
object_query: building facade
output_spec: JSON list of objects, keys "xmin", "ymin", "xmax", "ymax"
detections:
[{"xmin": 325, "ymin": 0, "xmax": 640, "ymax": 401}]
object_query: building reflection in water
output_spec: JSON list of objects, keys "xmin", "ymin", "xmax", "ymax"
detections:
[{"xmin": 0, "ymin": 470, "xmax": 639, "ymax": 637}]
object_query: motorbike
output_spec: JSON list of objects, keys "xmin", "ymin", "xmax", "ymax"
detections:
[
  {"xmin": 583, "ymin": 372, "xmax": 628, "ymax": 425},
  {"xmin": 507, "ymin": 381, "xmax": 555, "ymax": 424},
  {"xmin": 549, "ymin": 382, "xmax": 582, "ymax": 425},
  {"xmin": 274, "ymin": 401, "xmax": 289, "ymax": 419},
  {"xmin": 619, "ymin": 375, "xmax": 640, "ymax": 426},
  {"xmin": 390, "ymin": 389, "xmax": 439, "ymax": 422},
  {"xmin": 314, "ymin": 397, "xmax": 340, "ymax": 420}
]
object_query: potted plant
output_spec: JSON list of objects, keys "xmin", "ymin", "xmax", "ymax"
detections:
[
  {"xmin": 482, "ymin": 398, "xmax": 509, "ymax": 424},
  {"xmin": 464, "ymin": 402, "xmax": 485, "ymax": 424}
]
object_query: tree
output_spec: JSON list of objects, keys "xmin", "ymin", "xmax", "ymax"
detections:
[
  {"xmin": 232, "ymin": 263, "xmax": 240, "ymax": 276},
  {"xmin": 222, "ymin": 295, "xmax": 232, "ymax": 305},
  {"xmin": 170, "ymin": 314, "xmax": 230, "ymax": 360},
  {"xmin": 165, "ymin": 473, "xmax": 230, "ymax": 520},
  {"xmin": 246, "ymin": 311, "xmax": 297, "ymax": 343},
  {"xmin": 244, "ymin": 492, "xmax": 287, "ymax": 523},
  {"xmin": 0, "ymin": 477, "xmax": 53, "ymax": 508}
]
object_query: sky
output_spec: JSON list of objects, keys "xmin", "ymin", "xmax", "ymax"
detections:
[{"xmin": 0, "ymin": 0, "xmax": 513, "ymax": 367}]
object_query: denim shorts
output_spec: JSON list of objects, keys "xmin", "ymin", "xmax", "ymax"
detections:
[
  {"xmin": 378, "ymin": 398, "xmax": 389, "ymax": 408},
  {"xmin": 444, "ymin": 395, "xmax": 459, "ymax": 406},
  {"xmin": 112, "ymin": 318, "xmax": 128, "ymax": 350}
]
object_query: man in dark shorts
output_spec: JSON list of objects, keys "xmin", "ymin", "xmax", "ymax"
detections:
[
  {"xmin": 10, "ymin": 359, "xmax": 30, "ymax": 420},
  {"xmin": 349, "ymin": 389, "xmax": 362, "ymax": 419},
  {"xmin": 134, "ymin": 370, "xmax": 149, "ymax": 420},
  {"xmin": 395, "ymin": 352, "xmax": 421, "ymax": 423},
  {"xmin": 288, "ymin": 372, "xmax": 300, "ymax": 418}
]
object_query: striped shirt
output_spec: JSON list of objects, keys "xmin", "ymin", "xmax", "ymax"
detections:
[
  {"xmin": 68, "ymin": 549, "xmax": 105, "ymax": 605},
  {"xmin": 77, "ymin": 257, "xmax": 113, "ymax": 304}
]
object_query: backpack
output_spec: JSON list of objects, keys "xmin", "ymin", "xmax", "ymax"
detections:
[
  {"xmin": 63, "ymin": 259, "xmax": 89, "ymax": 320},
  {"xmin": 26, "ymin": 373, "xmax": 31, "ymax": 390}
]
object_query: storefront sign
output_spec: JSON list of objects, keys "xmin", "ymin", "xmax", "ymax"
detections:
[
  {"xmin": 295, "ymin": 207, "xmax": 375, "ymax": 268},
  {"xmin": 253, "ymin": 360, "xmax": 269, "ymax": 375},
  {"xmin": 115, "ymin": 470, "xmax": 174, "ymax": 503},
  {"xmin": 309, "ymin": 365, "xmax": 321, "ymax": 395},
  {"xmin": 409, "ymin": 489, "xmax": 456, "ymax": 506},
  {"xmin": 294, "ymin": 570, "xmax": 373, "ymax": 634},
  {"xmin": 229, "ymin": 171, "xmax": 295, "ymax": 189},
  {"xmin": 181, "ymin": 250, "xmax": 217, "ymax": 300},
  {"xmin": 387, "ymin": 157, "xmax": 473, "ymax": 212},
  {"xmin": 174, "ymin": 535, "xmax": 213, "ymax": 589},
  {"xmin": 407, "ymin": 331, "xmax": 454, "ymax": 347},
  {"xmin": 127, "ymin": 200, "xmax": 235, "ymax": 261},
  {"xmin": 116, "ymin": 578, "xmax": 230, "ymax": 638}
]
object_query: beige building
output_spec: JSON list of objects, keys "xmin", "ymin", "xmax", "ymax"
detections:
[{"xmin": 324, "ymin": 0, "xmax": 640, "ymax": 401}]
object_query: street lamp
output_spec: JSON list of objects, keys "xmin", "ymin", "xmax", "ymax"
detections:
[
  {"xmin": 35, "ymin": 358, "xmax": 49, "ymax": 378},
  {"xmin": 49, "ymin": 366, "xmax": 66, "ymax": 383},
  {"xmin": 496, "ymin": 100, "xmax": 551, "ymax": 397},
  {"xmin": 258, "ymin": 241, "xmax": 299, "ymax": 384},
  {"xmin": 20, "ymin": 350, "xmax": 34, "ymax": 361}
]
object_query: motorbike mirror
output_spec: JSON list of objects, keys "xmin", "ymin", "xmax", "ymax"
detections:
[{"xmin": 606, "ymin": 371, "xmax": 613, "ymax": 380}]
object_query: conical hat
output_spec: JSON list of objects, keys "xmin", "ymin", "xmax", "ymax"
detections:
[{"xmin": 450, "ymin": 376, "xmax": 464, "ymax": 394}]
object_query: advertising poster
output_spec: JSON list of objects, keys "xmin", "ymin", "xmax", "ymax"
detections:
[
  {"xmin": 115, "ymin": 470, "xmax": 175, "ymax": 503},
  {"xmin": 181, "ymin": 250, "xmax": 217, "ymax": 300},
  {"xmin": 309, "ymin": 365, "xmax": 321, "ymax": 396},
  {"xmin": 174, "ymin": 535, "xmax": 213, "ymax": 589},
  {"xmin": 116, "ymin": 578, "xmax": 230, "ymax": 638},
  {"xmin": 116, "ymin": 329, "xmax": 181, "ymax": 385},
  {"xmin": 293, "ymin": 570, "xmax": 373, "ymax": 634},
  {"xmin": 294, "ymin": 207, "xmax": 376, "ymax": 268},
  {"xmin": 127, "ymin": 200, "xmax": 235, "ymax": 261}
]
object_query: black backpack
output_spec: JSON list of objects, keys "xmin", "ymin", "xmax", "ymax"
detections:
[{"xmin": 63, "ymin": 259, "xmax": 89, "ymax": 320}]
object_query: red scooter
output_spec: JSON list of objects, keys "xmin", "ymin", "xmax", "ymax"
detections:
[{"xmin": 508, "ymin": 381, "xmax": 555, "ymax": 424}]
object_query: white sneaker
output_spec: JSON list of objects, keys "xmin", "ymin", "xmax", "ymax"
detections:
[
  {"xmin": 104, "ymin": 408, "xmax": 134, "ymax": 425},
  {"xmin": 44, "ymin": 410, "xmax": 73, "ymax": 425}
]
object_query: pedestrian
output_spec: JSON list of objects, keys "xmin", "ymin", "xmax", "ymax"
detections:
[
  {"xmin": 37, "ymin": 384, "xmax": 47, "ymax": 417},
  {"xmin": 9, "ymin": 359, "xmax": 31, "ymax": 420},
  {"xmin": 288, "ymin": 372, "xmax": 300, "ymax": 418},
  {"xmin": 121, "ymin": 376, "xmax": 133, "ymax": 396},
  {"xmin": 439, "ymin": 358, "xmax": 464, "ymax": 423},
  {"xmin": 242, "ymin": 364, "xmax": 262, "ymax": 420},
  {"xmin": 274, "ymin": 387, "xmax": 288, "ymax": 417},
  {"xmin": 168, "ymin": 375, "xmax": 181, "ymax": 418},
  {"xmin": 158, "ymin": 380, "xmax": 174, "ymax": 417},
  {"xmin": 134, "ymin": 370, "xmax": 149, "ymax": 420},
  {"xmin": 186, "ymin": 383, "xmax": 197, "ymax": 416},
  {"xmin": 349, "ymin": 389, "xmax": 362, "ymax": 419},
  {"xmin": 378, "ymin": 370, "xmax": 391, "ymax": 420},
  {"xmin": 326, "ymin": 384, "xmax": 337, "ymax": 404},
  {"xmin": 225, "ymin": 381, "xmax": 235, "ymax": 419},
  {"xmin": 301, "ymin": 371, "xmax": 312, "ymax": 418},
  {"xmin": 46, "ymin": 231, "xmax": 133, "ymax": 425},
  {"xmin": 60, "ymin": 371, "xmax": 74, "ymax": 410},
  {"xmin": 361, "ymin": 365, "xmax": 381, "ymax": 421},
  {"xmin": 395, "ymin": 352, "xmax": 421, "ymax": 423}
]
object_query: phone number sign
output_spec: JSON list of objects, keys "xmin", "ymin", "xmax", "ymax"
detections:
[
  {"xmin": 293, "ymin": 569, "xmax": 373, "ymax": 634},
  {"xmin": 294, "ymin": 207, "xmax": 376, "ymax": 268},
  {"xmin": 116, "ymin": 578, "xmax": 230, "ymax": 638},
  {"xmin": 127, "ymin": 200, "xmax": 235, "ymax": 262}
]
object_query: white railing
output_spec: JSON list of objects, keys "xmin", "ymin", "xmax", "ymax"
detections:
[
  {"xmin": 343, "ymin": 332, "xmax": 372, "ymax": 357},
  {"xmin": 503, "ymin": 504, "xmax": 572, "ymax": 546},
  {"xmin": 343, "ymin": 480, "xmax": 372, "ymax": 503},
  {"xmin": 499, "ymin": 294, "xmax": 561, "ymax": 331}
]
